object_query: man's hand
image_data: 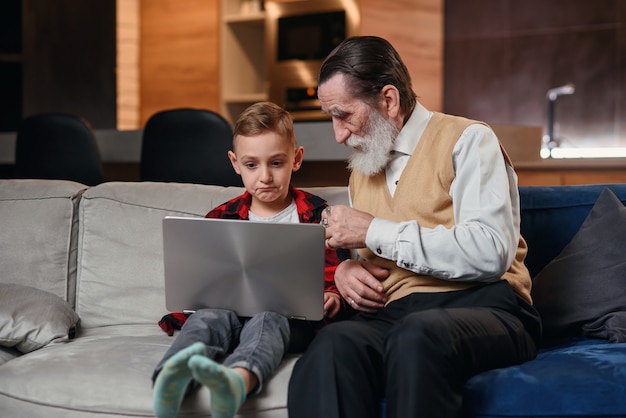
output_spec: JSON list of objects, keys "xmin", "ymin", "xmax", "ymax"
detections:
[
  {"xmin": 321, "ymin": 205, "xmax": 374, "ymax": 250},
  {"xmin": 335, "ymin": 260, "xmax": 389, "ymax": 313}
]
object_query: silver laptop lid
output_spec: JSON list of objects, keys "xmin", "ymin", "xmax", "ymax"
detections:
[{"xmin": 162, "ymin": 216, "xmax": 325, "ymax": 320}]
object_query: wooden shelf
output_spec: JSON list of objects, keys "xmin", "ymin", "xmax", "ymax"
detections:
[
  {"xmin": 223, "ymin": 12, "xmax": 266, "ymax": 25},
  {"xmin": 220, "ymin": 0, "xmax": 267, "ymax": 123}
]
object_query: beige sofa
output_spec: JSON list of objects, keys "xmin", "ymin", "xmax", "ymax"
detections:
[{"xmin": 0, "ymin": 179, "xmax": 349, "ymax": 418}]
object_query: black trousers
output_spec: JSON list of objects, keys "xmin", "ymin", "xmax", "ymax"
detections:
[{"xmin": 287, "ymin": 280, "xmax": 540, "ymax": 418}]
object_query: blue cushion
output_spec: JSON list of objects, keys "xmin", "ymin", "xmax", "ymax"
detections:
[
  {"xmin": 519, "ymin": 184, "xmax": 626, "ymax": 278},
  {"xmin": 464, "ymin": 338, "xmax": 626, "ymax": 417}
]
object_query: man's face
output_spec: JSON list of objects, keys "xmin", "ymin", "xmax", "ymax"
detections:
[
  {"xmin": 345, "ymin": 109, "xmax": 399, "ymax": 176},
  {"xmin": 318, "ymin": 73, "xmax": 399, "ymax": 176}
]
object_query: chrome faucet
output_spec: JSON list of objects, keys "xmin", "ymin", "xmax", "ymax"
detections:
[{"xmin": 544, "ymin": 83, "xmax": 575, "ymax": 153}]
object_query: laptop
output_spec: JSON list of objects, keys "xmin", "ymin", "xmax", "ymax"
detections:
[{"xmin": 162, "ymin": 216, "xmax": 326, "ymax": 320}]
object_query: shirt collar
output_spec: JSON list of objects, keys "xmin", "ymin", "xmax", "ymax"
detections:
[{"xmin": 392, "ymin": 102, "xmax": 432, "ymax": 156}]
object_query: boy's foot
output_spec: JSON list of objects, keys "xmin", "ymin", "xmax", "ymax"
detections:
[
  {"xmin": 153, "ymin": 342, "xmax": 206, "ymax": 418},
  {"xmin": 188, "ymin": 355, "xmax": 246, "ymax": 418}
]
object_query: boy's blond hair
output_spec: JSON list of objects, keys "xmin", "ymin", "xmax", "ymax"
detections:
[{"xmin": 233, "ymin": 102, "xmax": 297, "ymax": 150}]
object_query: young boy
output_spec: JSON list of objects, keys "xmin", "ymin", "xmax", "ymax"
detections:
[{"xmin": 152, "ymin": 102, "xmax": 348, "ymax": 418}]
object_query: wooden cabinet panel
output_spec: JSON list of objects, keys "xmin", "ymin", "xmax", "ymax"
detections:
[
  {"xmin": 359, "ymin": 0, "xmax": 443, "ymax": 112},
  {"xmin": 140, "ymin": 0, "xmax": 220, "ymax": 127},
  {"xmin": 517, "ymin": 168, "xmax": 626, "ymax": 186},
  {"xmin": 562, "ymin": 170, "xmax": 626, "ymax": 186},
  {"xmin": 517, "ymin": 170, "xmax": 562, "ymax": 186},
  {"xmin": 117, "ymin": 0, "xmax": 140, "ymax": 130}
]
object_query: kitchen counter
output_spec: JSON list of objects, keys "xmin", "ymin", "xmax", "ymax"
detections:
[
  {"xmin": 2, "ymin": 123, "xmax": 625, "ymax": 186},
  {"xmin": 0, "ymin": 121, "xmax": 351, "ymax": 164}
]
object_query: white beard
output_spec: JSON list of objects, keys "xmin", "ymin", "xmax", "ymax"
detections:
[{"xmin": 345, "ymin": 110, "xmax": 399, "ymax": 176}]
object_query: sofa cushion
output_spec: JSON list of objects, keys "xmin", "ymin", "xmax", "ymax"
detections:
[
  {"xmin": 531, "ymin": 188, "xmax": 626, "ymax": 341},
  {"xmin": 0, "ymin": 179, "xmax": 84, "ymax": 306},
  {"xmin": 464, "ymin": 338, "xmax": 626, "ymax": 417},
  {"xmin": 75, "ymin": 182, "xmax": 350, "ymax": 329},
  {"xmin": 0, "ymin": 325, "xmax": 294, "ymax": 418},
  {"xmin": 0, "ymin": 346, "xmax": 21, "ymax": 366},
  {"xmin": 582, "ymin": 311, "xmax": 626, "ymax": 343},
  {"xmin": 75, "ymin": 182, "xmax": 244, "ymax": 329},
  {"xmin": 0, "ymin": 283, "xmax": 79, "ymax": 353}
]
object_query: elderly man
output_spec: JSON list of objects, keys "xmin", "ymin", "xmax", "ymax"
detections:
[{"xmin": 287, "ymin": 36, "xmax": 541, "ymax": 418}]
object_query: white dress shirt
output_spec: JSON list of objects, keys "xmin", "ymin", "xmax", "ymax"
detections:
[{"xmin": 360, "ymin": 103, "xmax": 522, "ymax": 282}]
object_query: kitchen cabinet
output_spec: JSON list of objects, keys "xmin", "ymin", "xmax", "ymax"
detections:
[
  {"xmin": 219, "ymin": 0, "xmax": 267, "ymax": 123},
  {"xmin": 218, "ymin": 0, "xmax": 444, "ymax": 123},
  {"xmin": 516, "ymin": 160, "xmax": 626, "ymax": 186}
]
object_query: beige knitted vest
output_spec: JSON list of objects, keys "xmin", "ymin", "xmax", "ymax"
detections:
[{"xmin": 350, "ymin": 112, "xmax": 532, "ymax": 304}]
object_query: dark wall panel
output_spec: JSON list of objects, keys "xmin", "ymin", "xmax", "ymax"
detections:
[
  {"xmin": 21, "ymin": 0, "xmax": 116, "ymax": 129},
  {"xmin": 0, "ymin": 62, "xmax": 23, "ymax": 132},
  {"xmin": 0, "ymin": 0, "xmax": 23, "ymax": 132},
  {"xmin": 444, "ymin": 0, "xmax": 625, "ymax": 149}
]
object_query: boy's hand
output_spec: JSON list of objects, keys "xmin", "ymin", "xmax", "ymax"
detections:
[{"xmin": 323, "ymin": 292, "xmax": 341, "ymax": 318}]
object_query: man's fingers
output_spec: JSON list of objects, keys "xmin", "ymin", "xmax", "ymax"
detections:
[
  {"xmin": 351, "ymin": 278, "xmax": 387, "ymax": 308},
  {"xmin": 359, "ymin": 263, "xmax": 389, "ymax": 292}
]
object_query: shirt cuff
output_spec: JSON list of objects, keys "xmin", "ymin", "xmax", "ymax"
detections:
[{"xmin": 365, "ymin": 217, "xmax": 399, "ymax": 260}]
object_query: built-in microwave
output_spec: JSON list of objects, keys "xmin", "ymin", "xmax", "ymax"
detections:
[
  {"xmin": 265, "ymin": 0, "xmax": 359, "ymax": 120},
  {"xmin": 277, "ymin": 10, "xmax": 346, "ymax": 61}
]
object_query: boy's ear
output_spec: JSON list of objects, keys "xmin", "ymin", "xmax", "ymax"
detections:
[
  {"xmin": 228, "ymin": 150, "xmax": 241, "ymax": 174},
  {"xmin": 292, "ymin": 146, "xmax": 304, "ymax": 172}
]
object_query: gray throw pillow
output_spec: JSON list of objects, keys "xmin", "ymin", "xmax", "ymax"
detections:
[
  {"xmin": 582, "ymin": 311, "xmax": 626, "ymax": 343},
  {"xmin": 531, "ymin": 188, "xmax": 626, "ymax": 341},
  {"xmin": 0, "ymin": 283, "xmax": 80, "ymax": 353}
]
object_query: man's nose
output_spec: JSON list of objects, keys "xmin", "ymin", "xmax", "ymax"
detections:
[{"xmin": 332, "ymin": 119, "xmax": 350, "ymax": 144}]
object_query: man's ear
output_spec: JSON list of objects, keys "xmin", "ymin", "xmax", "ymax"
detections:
[
  {"xmin": 292, "ymin": 146, "xmax": 304, "ymax": 172},
  {"xmin": 380, "ymin": 85, "xmax": 401, "ymax": 119},
  {"xmin": 227, "ymin": 150, "xmax": 241, "ymax": 174}
]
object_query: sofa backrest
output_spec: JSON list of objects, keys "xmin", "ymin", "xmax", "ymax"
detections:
[
  {"xmin": 75, "ymin": 181, "xmax": 349, "ymax": 329},
  {"xmin": 519, "ymin": 184, "xmax": 626, "ymax": 278},
  {"xmin": 0, "ymin": 179, "xmax": 85, "ymax": 307},
  {"xmin": 8, "ymin": 178, "xmax": 625, "ymax": 327}
]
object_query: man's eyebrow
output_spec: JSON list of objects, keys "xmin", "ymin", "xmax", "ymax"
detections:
[{"xmin": 327, "ymin": 107, "xmax": 347, "ymax": 118}]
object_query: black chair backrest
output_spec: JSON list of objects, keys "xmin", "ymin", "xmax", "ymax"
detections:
[
  {"xmin": 14, "ymin": 113, "xmax": 106, "ymax": 186},
  {"xmin": 140, "ymin": 108, "xmax": 242, "ymax": 186}
]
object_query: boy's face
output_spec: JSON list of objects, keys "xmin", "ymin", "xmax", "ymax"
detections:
[{"xmin": 228, "ymin": 130, "xmax": 304, "ymax": 213}]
